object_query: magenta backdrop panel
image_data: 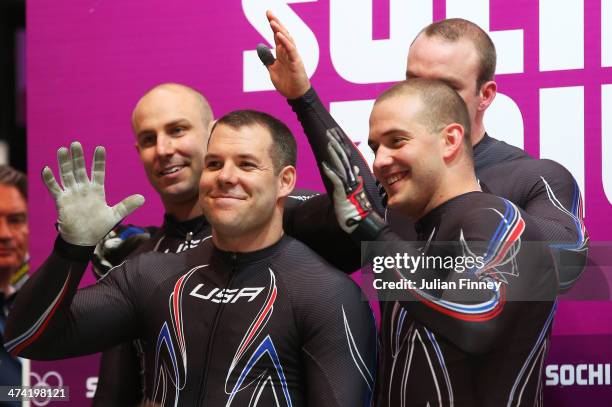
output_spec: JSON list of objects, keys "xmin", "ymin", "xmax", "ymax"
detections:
[{"xmin": 27, "ymin": 0, "xmax": 612, "ymax": 405}]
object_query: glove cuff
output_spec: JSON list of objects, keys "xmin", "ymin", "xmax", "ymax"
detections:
[
  {"xmin": 54, "ymin": 235, "xmax": 95, "ymax": 262},
  {"xmin": 352, "ymin": 212, "xmax": 387, "ymax": 241}
]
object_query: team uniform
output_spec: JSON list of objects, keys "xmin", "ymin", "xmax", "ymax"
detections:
[
  {"xmin": 4, "ymin": 233, "xmax": 377, "ymax": 406},
  {"xmin": 286, "ymin": 88, "xmax": 570, "ymax": 405},
  {"xmin": 371, "ymin": 192, "xmax": 557, "ymax": 406},
  {"xmin": 92, "ymin": 190, "xmax": 364, "ymax": 406}
]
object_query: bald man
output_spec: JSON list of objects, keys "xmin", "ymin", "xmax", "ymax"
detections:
[{"xmin": 93, "ymin": 83, "xmax": 216, "ymax": 406}]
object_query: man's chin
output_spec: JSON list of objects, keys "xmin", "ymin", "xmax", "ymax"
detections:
[
  {"xmin": 160, "ymin": 185, "xmax": 199, "ymax": 204},
  {"xmin": 209, "ymin": 220, "xmax": 246, "ymax": 239},
  {"xmin": 0, "ymin": 260, "xmax": 19, "ymax": 272}
]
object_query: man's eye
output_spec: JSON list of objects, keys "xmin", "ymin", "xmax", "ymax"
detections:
[
  {"xmin": 140, "ymin": 135, "xmax": 156, "ymax": 147},
  {"xmin": 206, "ymin": 161, "xmax": 222, "ymax": 169},
  {"xmin": 7, "ymin": 215, "xmax": 26, "ymax": 225},
  {"xmin": 240, "ymin": 162, "xmax": 257, "ymax": 169},
  {"xmin": 171, "ymin": 127, "xmax": 185, "ymax": 135}
]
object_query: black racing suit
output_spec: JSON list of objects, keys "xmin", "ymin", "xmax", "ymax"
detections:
[
  {"xmin": 4, "ymin": 234, "xmax": 377, "ymax": 406},
  {"xmin": 93, "ymin": 190, "xmax": 363, "ymax": 406},
  {"xmin": 368, "ymin": 192, "xmax": 558, "ymax": 406},
  {"xmin": 288, "ymin": 87, "xmax": 588, "ymax": 291},
  {"xmin": 93, "ymin": 214, "xmax": 210, "ymax": 406},
  {"xmin": 283, "ymin": 88, "xmax": 567, "ymax": 405}
]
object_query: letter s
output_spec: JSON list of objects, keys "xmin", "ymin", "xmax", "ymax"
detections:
[
  {"xmin": 242, "ymin": 0, "xmax": 319, "ymax": 92},
  {"xmin": 86, "ymin": 377, "xmax": 98, "ymax": 398},
  {"xmin": 545, "ymin": 365, "xmax": 559, "ymax": 386}
]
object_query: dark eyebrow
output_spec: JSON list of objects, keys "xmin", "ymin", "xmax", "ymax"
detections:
[
  {"xmin": 237, "ymin": 154, "xmax": 261, "ymax": 163},
  {"xmin": 136, "ymin": 129, "xmax": 155, "ymax": 139},
  {"xmin": 205, "ymin": 153, "xmax": 260, "ymax": 162}
]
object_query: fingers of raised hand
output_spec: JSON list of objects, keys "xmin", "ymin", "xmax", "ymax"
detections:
[
  {"xmin": 275, "ymin": 31, "xmax": 298, "ymax": 63},
  {"xmin": 112, "ymin": 194, "xmax": 145, "ymax": 220},
  {"xmin": 41, "ymin": 166, "xmax": 62, "ymax": 199},
  {"xmin": 57, "ymin": 146, "xmax": 77, "ymax": 190},
  {"xmin": 91, "ymin": 146, "xmax": 106, "ymax": 186},
  {"xmin": 71, "ymin": 141, "xmax": 89, "ymax": 185},
  {"xmin": 322, "ymin": 162, "xmax": 345, "ymax": 196},
  {"xmin": 327, "ymin": 129, "xmax": 356, "ymax": 184},
  {"xmin": 267, "ymin": 10, "xmax": 295, "ymax": 43}
]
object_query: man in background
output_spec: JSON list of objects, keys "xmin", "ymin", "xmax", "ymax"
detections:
[
  {"xmin": 0, "ymin": 165, "xmax": 28, "ymax": 406},
  {"xmin": 92, "ymin": 82, "xmax": 216, "ymax": 406}
]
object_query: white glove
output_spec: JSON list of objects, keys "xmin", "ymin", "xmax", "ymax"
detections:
[
  {"xmin": 321, "ymin": 128, "xmax": 373, "ymax": 234},
  {"xmin": 42, "ymin": 141, "xmax": 145, "ymax": 246}
]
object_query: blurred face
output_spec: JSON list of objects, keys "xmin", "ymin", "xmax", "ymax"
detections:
[
  {"xmin": 407, "ymin": 35, "xmax": 482, "ymax": 134},
  {"xmin": 0, "ymin": 184, "xmax": 28, "ymax": 274},
  {"xmin": 369, "ymin": 94, "xmax": 445, "ymax": 218},
  {"xmin": 133, "ymin": 86, "xmax": 209, "ymax": 206},
  {"xmin": 200, "ymin": 124, "xmax": 287, "ymax": 238}
]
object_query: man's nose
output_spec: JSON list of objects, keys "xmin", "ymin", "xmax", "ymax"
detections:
[
  {"xmin": 0, "ymin": 217, "xmax": 12, "ymax": 240},
  {"xmin": 155, "ymin": 135, "xmax": 175, "ymax": 157},
  {"xmin": 373, "ymin": 146, "xmax": 394, "ymax": 174},
  {"xmin": 216, "ymin": 163, "xmax": 238, "ymax": 185}
]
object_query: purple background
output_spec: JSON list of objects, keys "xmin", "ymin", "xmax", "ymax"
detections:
[{"xmin": 27, "ymin": 0, "xmax": 612, "ymax": 405}]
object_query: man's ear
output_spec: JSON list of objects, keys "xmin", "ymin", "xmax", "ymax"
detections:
[
  {"xmin": 441, "ymin": 123, "xmax": 465, "ymax": 161},
  {"xmin": 278, "ymin": 165, "xmax": 297, "ymax": 199},
  {"xmin": 478, "ymin": 80, "xmax": 497, "ymax": 112}
]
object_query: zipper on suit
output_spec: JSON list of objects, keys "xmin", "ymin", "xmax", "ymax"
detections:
[{"xmin": 197, "ymin": 253, "xmax": 238, "ymax": 405}]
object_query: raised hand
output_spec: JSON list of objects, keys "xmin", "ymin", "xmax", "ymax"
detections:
[
  {"xmin": 257, "ymin": 10, "xmax": 311, "ymax": 99},
  {"xmin": 42, "ymin": 141, "xmax": 145, "ymax": 246}
]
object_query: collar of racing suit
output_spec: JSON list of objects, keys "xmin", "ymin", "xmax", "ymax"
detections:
[
  {"xmin": 472, "ymin": 132, "xmax": 492, "ymax": 157},
  {"xmin": 414, "ymin": 191, "xmax": 486, "ymax": 239},
  {"xmin": 211, "ymin": 234, "xmax": 290, "ymax": 267},
  {"xmin": 161, "ymin": 214, "xmax": 209, "ymax": 239}
]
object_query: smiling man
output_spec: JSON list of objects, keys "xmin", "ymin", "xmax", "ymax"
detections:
[
  {"xmin": 92, "ymin": 83, "xmax": 216, "ymax": 407},
  {"xmin": 4, "ymin": 111, "xmax": 376, "ymax": 406},
  {"xmin": 93, "ymin": 81, "xmax": 372, "ymax": 405},
  {"xmin": 322, "ymin": 79, "xmax": 558, "ymax": 406},
  {"xmin": 132, "ymin": 84, "xmax": 212, "ymax": 221}
]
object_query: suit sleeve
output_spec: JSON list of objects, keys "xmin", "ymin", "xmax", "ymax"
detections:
[
  {"xmin": 93, "ymin": 342, "xmax": 144, "ymax": 407},
  {"xmin": 284, "ymin": 192, "xmax": 362, "ymax": 272},
  {"xmin": 520, "ymin": 159, "xmax": 588, "ymax": 292},
  {"xmin": 280, "ymin": 87, "xmax": 385, "ymax": 273},
  {"xmin": 3, "ymin": 237, "xmax": 140, "ymax": 359},
  {"xmin": 92, "ymin": 228, "xmax": 161, "ymax": 407},
  {"xmin": 288, "ymin": 87, "xmax": 384, "ymax": 216},
  {"xmin": 299, "ymin": 273, "xmax": 377, "ymax": 406}
]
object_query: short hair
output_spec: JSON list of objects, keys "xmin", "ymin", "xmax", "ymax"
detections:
[
  {"xmin": 420, "ymin": 18, "xmax": 496, "ymax": 91},
  {"xmin": 210, "ymin": 110, "xmax": 297, "ymax": 174},
  {"xmin": 0, "ymin": 165, "xmax": 27, "ymax": 200},
  {"xmin": 376, "ymin": 78, "xmax": 472, "ymax": 149}
]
